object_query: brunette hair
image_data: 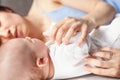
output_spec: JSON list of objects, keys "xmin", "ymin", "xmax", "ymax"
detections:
[{"xmin": 0, "ymin": 6, "xmax": 14, "ymax": 12}]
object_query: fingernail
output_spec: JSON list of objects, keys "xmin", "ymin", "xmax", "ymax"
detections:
[
  {"xmin": 56, "ymin": 41, "xmax": 61, "ymax": 46},
  {"xmin": 76, "ymin": 43, "xmax": 80, "ymax": 46},
  {"xmin": 63, "ymin": 41, "xmax": 68, "ymax": 45},
  {"xmin": 57, "ymin": 42, "xmax": 60, "ymax": 46},
  {"xmin": 76, "ymin": 42, "xmax": 82, "ymax": 46}
]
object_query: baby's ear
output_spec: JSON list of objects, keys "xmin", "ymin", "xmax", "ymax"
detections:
[{"xmin": 36, "ymin": 57, "xmax": 48, "ymax": 68}]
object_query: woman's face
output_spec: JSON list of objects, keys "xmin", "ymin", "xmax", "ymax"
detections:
[{"xmin": 0, "ymin": 12, "xmax": 30, "ymax": 44}]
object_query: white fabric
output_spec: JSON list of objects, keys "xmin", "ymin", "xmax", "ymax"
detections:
[
  {"xmin": 47, "ymin": 33, "xmax": 91, "ymax": 79},
  {"xmin": 45, "ymin": 14, "xmax": 120, "ymax": 79},
  {"xmin": 90, "ymin": 14, "xmax": 120, "ymax": 49}
]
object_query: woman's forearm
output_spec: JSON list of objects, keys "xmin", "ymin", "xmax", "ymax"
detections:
[
  {"xmin": 59, "ymin": 0, "xmax": 116, "ymax": 28},
  {"xmin": 58, "ymin": 0, "xmax": 102, "ymax": 12},
  {"xmin": 82, "ymin": 1, "xmax": 116, "ymax": 28}
]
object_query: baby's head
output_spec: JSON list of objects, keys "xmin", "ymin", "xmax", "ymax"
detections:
[{"xmin": 0, "ymin": 38, "xmax": 54, "ymax": 80}]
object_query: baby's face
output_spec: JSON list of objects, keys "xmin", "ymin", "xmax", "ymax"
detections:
[{"xmin": 0, "ymin": 12, "xmax": 29, "ymax": 44}]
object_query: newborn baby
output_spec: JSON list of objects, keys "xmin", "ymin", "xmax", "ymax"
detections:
[{"xmin": 0, "ymin": 35, "xmax": 91, "ymax": 80}]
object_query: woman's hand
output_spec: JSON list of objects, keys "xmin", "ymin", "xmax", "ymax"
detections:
[
  {"xmin": 51, "ymin": 16, "xmax": 96, "ymax": 45},
  {"xmin": 84, "ymin": 47, "xmax": 120, "ymax": 78}
]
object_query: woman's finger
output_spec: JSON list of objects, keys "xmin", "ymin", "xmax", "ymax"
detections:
[
  {"xmin": 51, "ymin": 19, "xmax": 65, "ymax": 41},
  {"xmin": 84, "ymin": 65, "xmax": 119, "ymax": 77},
  {"xmin": 63, "ymin": 22, "xmax": 82, "ymax": 45},
  {"xmin": 100, "ymin": 47, "xmax": 119, "ymax": 54},
  {"xmin": 84, "ymin": 57, "xmax": 112, "ymax": 68},
  {"xmin": 55, "ymin": 18, "xmax": 74, "ymax": 44},
  {"xmin": 77, "ymin": 23, "xmax": 88, "ymax": 46},
  {"xmin": 91, "ymin": 51, "xmax": 112, "ymax": 60}
]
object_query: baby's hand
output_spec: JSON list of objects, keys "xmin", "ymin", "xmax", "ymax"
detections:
[{"xmin": 51, "ymin": 16, "xmax": 96, "ymax": 46}]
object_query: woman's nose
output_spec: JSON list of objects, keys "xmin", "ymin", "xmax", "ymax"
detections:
[{"xmin": 0, "ymin": 28, "xmax": 11, "ymax": 38}]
